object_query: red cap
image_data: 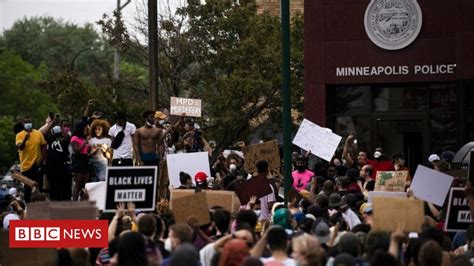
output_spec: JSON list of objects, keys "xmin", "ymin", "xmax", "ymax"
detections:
[{"xmin": 194, "ymin": 172, "xmax": 208, "ymax": 184}]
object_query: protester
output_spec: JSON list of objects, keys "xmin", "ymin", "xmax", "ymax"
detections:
[
  {"xmin": 110, "ymin": 231, "xmax": 148, "ymax": 266},
  {"xmin": 177, "ymin": 171, "xmax": 193, "ymax": 189},
  {"xmin": 291, "ymin": 233, "xmax": 322, "ymax": 266},
  {"xmin": 109, "ymin": 111, "xmax": 137, "ymax": 166},
  {"xmin": 134, "ymin": 110, "xmax": 161, "ymax": 166},
  {"xmin": 89, "ymin": 119, "xmax": 112, "ymax": 181},
  {"xmin": 45, "ymin": 125, "xmax": 72, "ymax": 200},
  {"xmin": 137, "ymin": 214, "xmax": 162, "ymax": 265},
  {"xmin": 15, "ymin": 116, "xmax": 47, "ymax": 202},
  {"xmin": 70, "ymin": 121, "xmax": 91, "ymax": 200},
  {"xmin": 292, "ymin": 156, "xmax": 314, "ymax": 192},
  {"xmin": 162, "ymin": 223, "xmax": 194, "ymax": 266}
]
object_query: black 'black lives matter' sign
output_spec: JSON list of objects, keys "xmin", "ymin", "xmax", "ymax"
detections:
[
  {"xmin": 445, "ymin": 187, "xmax": 473, "ymax": 232},
  {"xmin": 105, "ymin": 166, "xmax": 157, "ymax": 212}
]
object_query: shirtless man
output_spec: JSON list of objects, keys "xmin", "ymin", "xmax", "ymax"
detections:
[{"xmin": 133, "ymin": 110, "xmax": 162, "ymax": 166}]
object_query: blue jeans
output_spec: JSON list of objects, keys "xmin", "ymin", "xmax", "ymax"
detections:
[{"xmin": 91, "ymin": 159, "xmax": 107, "ymax": 181}]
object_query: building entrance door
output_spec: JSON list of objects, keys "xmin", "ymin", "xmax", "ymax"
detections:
[{"xmin": 374, "ymin": 117, "xmax": 428, "ymax": 172}]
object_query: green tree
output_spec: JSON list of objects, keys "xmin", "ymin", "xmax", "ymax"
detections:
[
  {"xmin": 181, "ymin": 0, "xmax": 300, "ymax": 160},
  {"xmin": 0, "ymin": 17, "xmax": 112, "ymax": 78},
  {"xmin": 0, "ymin": 51, "xmax": 58, "ymax": 172},
  {"xmin": 99, "ymin": 0, "xmax": 304, "ymax": 162}
]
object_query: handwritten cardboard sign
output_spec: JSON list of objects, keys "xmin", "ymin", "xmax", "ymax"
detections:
[
  {"xmin": 375, "ymin": 171, "xmax": 408, "ymax": 192},
  {"xmin": 445, "ymin": 188, "xmax": 473, "ymax": 232},
  {"xmin": 0, "ymin": 231, "xmax": 56, "ymax": 266},
  {"xmin": 235, "ymin": 175, "xmax": 273, "ymax": 205},
  {"xmin": 171, "ymin": 192, "xmax": 211, "ymax": 225},
  {"xmin": 292, "ymin": 119, "xmax": 342, "ymax": 162},
  {"xmin": 170, "ymin": 189, "xmax": 241, "ymax": 213},
  {"xmin": 27, "ymin": 201, "xmax": 98, "ymax": 220},
  {"xmin": 170, "ymin": 97, "xmax": 202, "ymax": 117},
  {"xmin": 367, "ymin": 191, "xmax": 406, "ymax": 204},
  {"xmin": 242, "ymin": 140, "xmax": 281, "ymax": 173},
  {"xmin": 372, "ymin": 196, "xmax": 424, "ymax": 232}
]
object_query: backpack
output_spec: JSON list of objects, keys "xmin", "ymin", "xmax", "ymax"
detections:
[{"xmin": 111, "ymin": 124, "xmax": 126, "ymax": 149}]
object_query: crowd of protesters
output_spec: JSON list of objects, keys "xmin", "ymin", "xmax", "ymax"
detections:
[{"xmin": 1, "ymin": 100, "xmax": 474, "ymax": 266}]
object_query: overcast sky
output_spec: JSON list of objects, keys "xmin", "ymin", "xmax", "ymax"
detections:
[{"xmin": 0, "ymin": 0, "xmax": 184, "ymax": 33}]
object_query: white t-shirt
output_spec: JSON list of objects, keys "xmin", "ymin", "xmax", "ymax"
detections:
[
  {"xmin": 89, "ymin": 137, "xmax": 112, "ymax": 162},
  {"xmin": 259, "ymin": 184, "xmax": 276, "ymax": 221},
  {"xmin": 261, "ymin": 257, "xmax": 296, "ymax": 266},
  {"xmin": 199, "ymin": 243, "xmax": 216, "ymax": 266},
  {"xmin": 109, "ymin": 122, "xmax": 136, "ymax": 159},
  {"xmin": 3, "ymin": 213, "xmax": 20, "ymax": 229}
]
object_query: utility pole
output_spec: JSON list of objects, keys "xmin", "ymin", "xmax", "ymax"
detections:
[
  {"xmin": 281, "ymin": 0, "xmax": 292, "ymax": 205},
  {"xmin": 148, "ymin": 0, "xmax": 159, "ymax": 110},
  {"xmin": 113, "ymin": 0, "xmax": 131, "ymax": 98}
]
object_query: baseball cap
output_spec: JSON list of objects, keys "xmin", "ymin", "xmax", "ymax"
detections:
[
  {"xmin": 91, "ymin": 111, "xmax": 103, "ymax": 118},
  {"xmin": 194, "ymin": 172, "xmax": 208, "ymax": 185},
  {"xmin": 428, "ymin": 154, "xmax": 440, "ymax": 162},
  {"xmin": 312, "ymin": 220, "xmax": 330, "ymax": 244},
  {"xmin": 154, "ymin": 111, "xmax": 167, "ymax": 120},
  {"xmin": 8, "ymin": 187, "xmax": 17, "ymax": 197}
]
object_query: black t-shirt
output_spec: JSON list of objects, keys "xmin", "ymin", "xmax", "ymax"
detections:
[
  {"xmin": 46, "ymin": 136, "xmax": 70, "ymax": 170},
  {"xmin": 365, "ymin": 180, "xmax": 375, "ymax": 191}
]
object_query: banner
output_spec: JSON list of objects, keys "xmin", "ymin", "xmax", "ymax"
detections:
[
  {"xmin": 105, "ymin": 166, "xmax": 157, "ymax": 212},
  {"xmin": 166, "ymin": 152, "xmax": 211, "ymax": 189},
  {"xmin": 374, "ymin": 171, "xmax": 408, "ymax": 192},
  {"xmin": 445, "ymin": 188, "xmax": 473, "ymax": 232},
  {"xmin": 242, "ymin": 140, "xmax": 281, "ymax": 173},
  {"xmin": 170, "ymin": 97, "xmax": 202, "ymax": 117},
  {"xmin": 292, "ymin": 118, "xmax": 342, "ymax": 162}
]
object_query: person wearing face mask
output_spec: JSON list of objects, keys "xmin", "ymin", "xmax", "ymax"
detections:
[
  {"xmin": 162, "ymin": 223, "xmax": 194, "ymax": 266},
  {"xmin": 367, "ymin": 147, "xmax": 394, "ymax": 179},
  {"xmin": 133, "ymin": 110, "xmax": 162, "ymax": 167},
  {"xmin": 45, "ymin": 125, "xmax": 72, "ymax": 200},
  {"xmin": 292, "ymin": 156, "xmax": 315, "ymax": 192},
  {"xmin": 15, "ymin": 116, "xmax": 47, "ymax": 202}
]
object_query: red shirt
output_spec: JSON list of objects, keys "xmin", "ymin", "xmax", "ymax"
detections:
[{"xmin": 367, "ymin": 159, "xmax": 394, "ymax": 179}]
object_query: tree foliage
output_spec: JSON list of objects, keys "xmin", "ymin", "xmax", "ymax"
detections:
[{"xmin": 0, "ymin": 51, "xmax": 57, "ymax": 172}]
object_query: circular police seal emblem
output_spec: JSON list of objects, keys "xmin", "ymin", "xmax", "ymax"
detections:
[{"xmin": 364, "ymin": 0, "xmax": 422, "ymax": 50}]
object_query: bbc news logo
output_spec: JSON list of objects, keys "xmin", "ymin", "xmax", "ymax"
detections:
[{"xmin": 9, "ymin": 220, "xmax": 108, "ymax": 248}]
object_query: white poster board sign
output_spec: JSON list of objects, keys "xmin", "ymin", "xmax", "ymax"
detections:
[
  {"xmin": 292, "ymin": 118, "xmax": 342, "ymax": 161},
  {"xmin": 85, "ymin": 181, "xmax": 106, "ymax": 210},
  {"xmin": 170, "ymin": 97, "xmax": 202, "ymax": 117},
  {"xmin": 167, "ymin": 152, "xmax": 211, "ymax": 188},
  {"xmin": 410, "ymin": 165, "xmax": 454, "ymax": 206}
]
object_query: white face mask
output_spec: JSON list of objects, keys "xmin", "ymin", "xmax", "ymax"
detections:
[
  {"xmin": 374, "ymin": 151, "xmax": 382, "ymax": 159},
  {"xmin": 164, "ymin": 237, "xmax": 172, "ymax": 252}
]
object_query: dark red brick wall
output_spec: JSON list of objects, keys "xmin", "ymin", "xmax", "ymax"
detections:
[{"xmin": 304, "ymin": 0, "xmax": 474, "ymax": 125}]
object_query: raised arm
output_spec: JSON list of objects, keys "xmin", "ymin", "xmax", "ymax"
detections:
[{"xmin": 342, "ymin": 133, "xmax": 355, "ymax": 167}]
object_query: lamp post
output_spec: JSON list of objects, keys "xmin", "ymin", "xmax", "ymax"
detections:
[
  {"xmin": 70, "ymin": 47, "xmax": 94, "ymax": 72},
  {"xmin": 281, "ymin": 0, "xmax": 292, "ymax": 205}
]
